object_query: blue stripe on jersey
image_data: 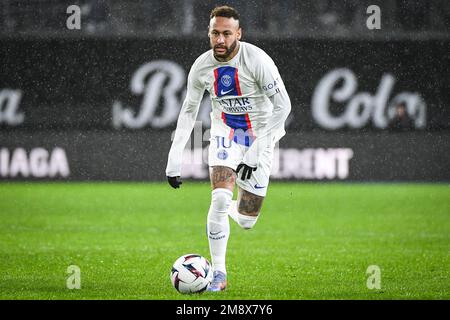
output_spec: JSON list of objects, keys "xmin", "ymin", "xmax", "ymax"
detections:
[
  {"xmin": 222, "ymin": 113, "xmax": 249, "ymax": 131},
  {"xmin": 215, "ymin": 66, "xmax": 241, "ymax": 97},
  {"xmin": 233, "ymin": 134, "xmax": 254, "ymax": 147},
  {"xmin": 222, "ymin": 113, "xmax": 254, "ymax": 147}
]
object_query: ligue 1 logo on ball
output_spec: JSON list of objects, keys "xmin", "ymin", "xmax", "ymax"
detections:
[{"xmin": 221, "ymin": 74, "xmax": 232, "ymax": 87}]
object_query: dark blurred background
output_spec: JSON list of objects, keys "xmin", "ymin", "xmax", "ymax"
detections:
[
  {"xmin": 1, "ymin": 0, "xmax": 449, "ymax": 38},
  {"xmin": 0, "ymin": 1, "xmax": 449, "ymax": 182}
]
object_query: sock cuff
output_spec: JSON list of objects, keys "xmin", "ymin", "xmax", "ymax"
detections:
[
  {"xmin": 236, "ymin": 212, "xmax": 258, "ymax": 222},
  {"xmin": 236, "ymin": 212, "xmax": 258, "ymax": 229}
]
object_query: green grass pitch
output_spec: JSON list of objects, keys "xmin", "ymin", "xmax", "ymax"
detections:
[{"xmin": 0, "ymin": 182, "xmax": 449, "ymax": 300}]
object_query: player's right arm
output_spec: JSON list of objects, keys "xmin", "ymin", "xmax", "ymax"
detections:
[
  {"xmin": 165, "ymin": 63, "xmax": 205, "ymax": 188},
  {"xmin": 241, "ymin": 49, "xmax": 291, "ymax": 171}
]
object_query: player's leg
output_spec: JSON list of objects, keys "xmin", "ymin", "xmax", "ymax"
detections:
[
  {"xmin": 210, "ymin": 165, "xmax": 236, "ymax": 191},
  {"xmin": 208, "ymin": 166, "xmax": 236, "ymax": 270},
  {"xmin": 206, "ymin": 165, "xmax": 236, "ymax": 291},
  {"xmin": 229, "ymin": 143, "xmax": 274, "ymax": 229},
  {"xmin": 206, "ymin": 135, "xmax": 244, "ymax": 291},
  {"xmin": 229, "ymin": 187, "xmax": 264, "ymax": 229}
]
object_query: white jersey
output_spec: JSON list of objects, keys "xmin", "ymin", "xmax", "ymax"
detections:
[{"xmin": 166, "ymin": 41, "xmax": 290, "ymax": 177}]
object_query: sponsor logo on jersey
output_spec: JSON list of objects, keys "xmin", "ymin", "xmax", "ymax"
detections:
[
  {"xmin": 217, "ymin": 97, "xmax": 252, "ymax": 113},
  {"xmin": 262, "ymin": 78, "xmax": 280, "ymax": 92},
  {"xmin": 214, "ymin": 66, "xmax": 242, "ymax": 98},
  {"xmin": 222, "ymin": 106, "xmax": 252, "ymax": 113},
  {"xmin": 220, "ymin": 88, "xmax": 234, "ymax": 95}
]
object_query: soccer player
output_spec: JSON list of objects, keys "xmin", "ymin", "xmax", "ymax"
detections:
[{"xmin": 166, "ymin": 5, "xmax": 291, "ymax": 292}]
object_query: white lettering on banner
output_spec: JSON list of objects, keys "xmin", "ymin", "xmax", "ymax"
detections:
[
  {"xmin": 112, "ymin": 60, "xmax": 211, "ymax": 129},
  {"xmin": 179, "ymin": 147, "xmax": 353, "ymax": 180},
  {"xmin": 312, "ymin": 68, "xmax": 426, "ymax": 129},
  {"xmin": 0, "ymin": 89, "xmax": 24, "ymax": 126},
  {"xmin": 272, "ymin": 148, "xmax": 354, "ymax": 179},
  {"xmin": 0, "ymin": 148, "xmax": 70, "ymax": 178}
]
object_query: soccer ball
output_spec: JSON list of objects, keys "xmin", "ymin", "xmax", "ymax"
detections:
[{"xmin": 170, "ymin": 254, "xmax": 213, "ymax": 294}]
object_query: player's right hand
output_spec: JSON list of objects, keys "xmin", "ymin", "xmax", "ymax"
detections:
[
  {"xmin": 236, "ymin": 163, "xmax": 257, "ymax": 180},
  {"xmin": 167, "ymin": 176, "xmax": 182, "ymax": 189}
]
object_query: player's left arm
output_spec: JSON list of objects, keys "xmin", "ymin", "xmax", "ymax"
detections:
[{"xmin": 242, "ymin": 56, "xmax": 292, "ymax": 168}]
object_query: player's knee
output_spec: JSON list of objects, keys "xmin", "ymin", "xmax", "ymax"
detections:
[
  {"xmin": 237, "ymin": 212, "xmax": 258, "ymax": 230},
  {"xmin": 211, "ymin": 188, "xmax": 233, "ymax": 213}
]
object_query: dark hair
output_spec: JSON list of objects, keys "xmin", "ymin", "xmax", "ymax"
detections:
[{"xmin": 210, "ymin": 5, "xmax": 240, "ymax": 21}]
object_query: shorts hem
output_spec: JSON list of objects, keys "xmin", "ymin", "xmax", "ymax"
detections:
[
  {"xmin": 236, "ymin": 179, "xmax": 268, "ymax": 197},
  {"xmin": 208, "ymin": 162, "xmax": 238, "ymax": 171}
]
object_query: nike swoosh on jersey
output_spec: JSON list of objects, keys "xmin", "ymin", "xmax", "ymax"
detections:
[
  {"xmin": 254, "ymin": 184, "xmax": 266, "ymax": 189},
  {"xmin": 220, "ymin": 88, "xmax": 234, "ymax": 95}
]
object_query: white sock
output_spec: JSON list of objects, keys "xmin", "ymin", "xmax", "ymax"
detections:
[
  {"xmin": 207, "ymin": 188, "xmax": 233, "ymax": 274},
  {"xmin": 237, "ymin": 212, "xmax": 258, "ymax": 229},
  {"xmin": 229, "ymin": 200, "xmax": 259, "ymax": 229},
  {"xmin": 228, "ymin": 200, "xmax": 239, "ymax": 224}
]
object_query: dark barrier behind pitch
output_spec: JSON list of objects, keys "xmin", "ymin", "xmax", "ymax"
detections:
[
  {"xmin": 0, "ymin": 131, "xmax": 448, "ymax": 181},
  {"xmin": 1, "ymin": 38, "xmax": 449, "ymax": 131},
  {"xmin": 0, "ymin": 38, "xmax": 449, "ymax": 182}
]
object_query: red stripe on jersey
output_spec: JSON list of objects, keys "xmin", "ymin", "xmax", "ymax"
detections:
[
  {"xmin": 245, "ymin": 113, "xmax": 255, "ymax": 138},
  {"xmin": 222, "ymin": 112, "xmax": 234, "ymax": 139},
  {"xmin": 234, "ymin": 69, "xmax": 242, "ymax": 96},
  {"xmin": 229, "ymin": 128, "xmax": 235, "ymax": 140},
  {"xmin": 244, "ymin": 113, "xmax": 252, "ymax": 129}
]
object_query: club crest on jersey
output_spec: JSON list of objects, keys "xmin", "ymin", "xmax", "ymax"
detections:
[
  {"xmin": 214, "ymin": 66, "xmax": 242, "ymax": 98},
  {"xmin": 217, "ymin": 149, "xmax": 228, "ymax": 160},
  {"xmin": 221, "ymin": 75, "xmax": 232, "ymax": 87}
]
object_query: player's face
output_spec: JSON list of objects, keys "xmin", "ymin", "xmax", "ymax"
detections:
[{"xmin": 208, "ymin": 16, "xmax": 241, "ymax": 61}]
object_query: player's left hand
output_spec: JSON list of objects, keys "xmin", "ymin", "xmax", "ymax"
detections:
[
  {"xmin": 167, "ymin": 176, "xmax": 182, "ymax": 189},
  {"xmin": 236, "ymin": 163, "xmax": 257, "ymax": 180}
]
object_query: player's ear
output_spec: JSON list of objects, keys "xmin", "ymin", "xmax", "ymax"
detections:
[{"xmin": 237, "ymin": 27, "xmax": 242, "ymax": 40}]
